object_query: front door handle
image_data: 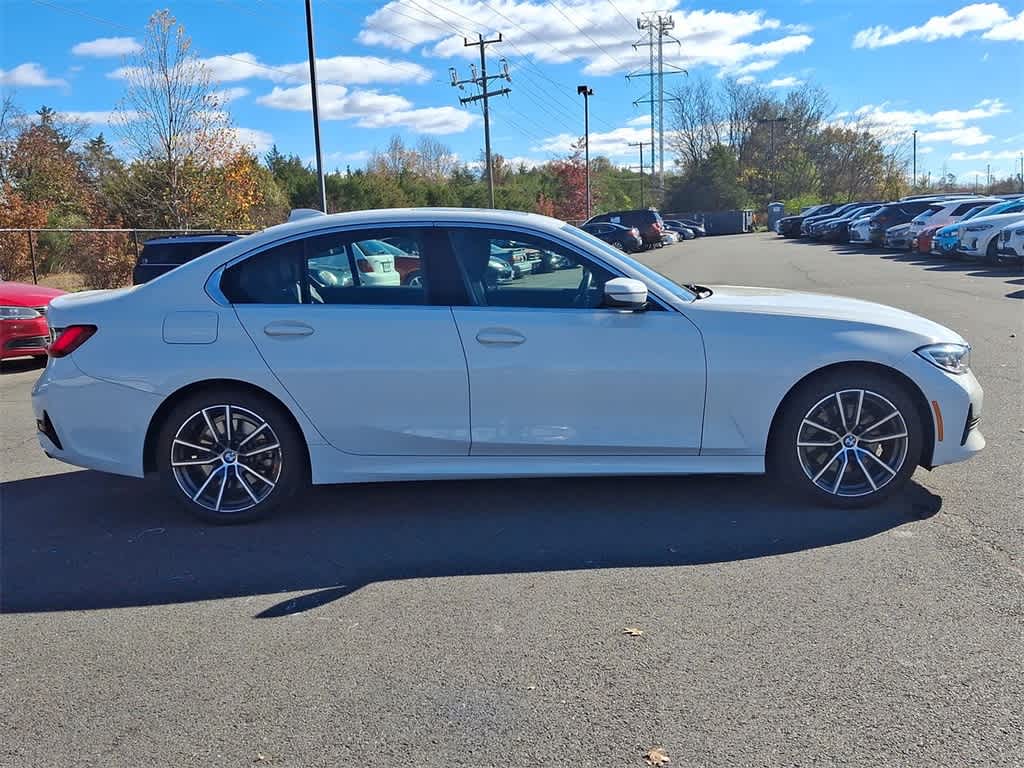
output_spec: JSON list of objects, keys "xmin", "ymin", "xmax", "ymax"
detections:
[
  {"xmin": 476, "ymin": 328, "xmax": 526, "ymax": 346},
  {"xmin": 264, "ymin": 320, "xmax": 314, "ymax": 337}
]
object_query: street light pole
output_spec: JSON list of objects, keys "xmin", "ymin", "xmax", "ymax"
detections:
[
  {"xmin": 912, "ymin": 129, "xmax": 917, "ymax": 190},
  {"xmin": 304, "ymin": 0, "xmax": 327, "ymax": 213},
  {"xmin": 577, "ymin": 85, "xmax": 593, "ymax": 220},
  {"xmin": 629, "ymin": 141, "xmax": 648, "ymax": 208}
]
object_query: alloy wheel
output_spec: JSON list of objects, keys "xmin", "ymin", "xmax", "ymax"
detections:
[
  {"xmin": 170, "ymin": 405, "xmax": 283, "ymax": 514},
  {"xmin": 796, "ymin": 389, "xmax": 909, "ymax": 498}
]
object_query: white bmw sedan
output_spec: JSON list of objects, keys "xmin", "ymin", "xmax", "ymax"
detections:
[{"xmin": 33, "ymin": 208, "xmax": 984, "ymax": 523}]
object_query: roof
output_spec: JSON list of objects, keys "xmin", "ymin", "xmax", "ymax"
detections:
[{"xmin": 144, "ymin": 233, "xmax": 243, "ymax": 245}]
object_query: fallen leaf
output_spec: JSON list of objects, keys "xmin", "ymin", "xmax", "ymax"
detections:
[
  {"xmin": 644, "ymin": 747, "xmax": 670, "ymax": 766},
  {"xmin": 623, "ymin": 627, "xmax": 644, "ymax": 636},
  {"xmin": 254, "ymin": 753, "xmax": 271, "ymax": 764}
]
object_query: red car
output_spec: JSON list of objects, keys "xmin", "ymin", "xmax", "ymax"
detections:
[
  {"xmin": 0, "ymin": 281, "xmax": 66, "ymax": 361},
  {"xmin": 916, "ymin": 223, "xmax": 944, "ymax": 255}
]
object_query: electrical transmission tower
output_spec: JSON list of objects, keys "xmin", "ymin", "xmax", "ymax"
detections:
[
  {"xmin": 626, "ymin": 13, "xmax": 685, "ymax": 192},
  {"xmin": 450, "ymin": 34, "xmax": 511, "ymax": 208}
]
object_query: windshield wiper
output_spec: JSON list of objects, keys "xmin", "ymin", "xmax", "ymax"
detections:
[{"xmin": 682, "ymin": 283, "xmax": 713, "ymax": 299}]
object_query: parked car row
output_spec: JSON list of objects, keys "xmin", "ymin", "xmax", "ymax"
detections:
[
  {"xmin": 778, "ymin": 193, "xmax": 1024, "ymax": 265},
  {"xmin": 581, "ymin": 209, "xmax": 706, "ymax": 250}
]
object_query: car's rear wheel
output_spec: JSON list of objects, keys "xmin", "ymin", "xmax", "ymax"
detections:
[
  {"xmin": 770, "ymin": 370, "xmax": 922, "ymax": 508},
  {"xmin": 157, "ymin": 388, "xmax": 307, "ymax": 524}
]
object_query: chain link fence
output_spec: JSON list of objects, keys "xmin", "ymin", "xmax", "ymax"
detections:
[{"xmin": 0, "ymin": 228, "xmax": 252, "ymax": 289}]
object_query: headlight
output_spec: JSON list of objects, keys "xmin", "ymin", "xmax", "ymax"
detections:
[
  {"xmin": 963, "ymin": 224, "xmax": 991, "ymax": 232},
  {"xmin": 0, "ymin": 306, "xmax": 42, "ymax": 319},
  {"xmin": 916, "ymin": 343, "xmax": 971, "ymax": 374}
]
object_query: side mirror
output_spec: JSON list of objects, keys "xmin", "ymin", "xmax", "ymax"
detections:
[{"xmin": 603, "ymin": 277, "xmax": 648, "ymax": 310}]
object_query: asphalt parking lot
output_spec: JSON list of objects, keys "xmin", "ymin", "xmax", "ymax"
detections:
[{"xmin": 2, "ymin": 233, "xmax": 1021, "ymax": 767}]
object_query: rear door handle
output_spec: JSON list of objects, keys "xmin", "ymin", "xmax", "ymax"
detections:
[
  {"xmin": 264, "ymin": 320, "xmax": 314, "ymax": 337},
  {"xmin": 475, "ymin": 328, "xmax": 525, "ymax": 346}
]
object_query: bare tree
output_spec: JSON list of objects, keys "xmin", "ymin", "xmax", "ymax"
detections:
[
  {"xmin": 669, "ymin": 75, "xmax": 724, "ymax": 169},
  {"xmin": 415, "ymin": 137, "xmax": 458, "ymax": 181},
  {"xmin": 114, "ymin": 10, "xmax": 234, "ymax": 227}
]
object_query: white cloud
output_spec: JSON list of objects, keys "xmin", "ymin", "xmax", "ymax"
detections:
[
  {"xmin": 71, "ymin": 37, "xmax": 141, "ymax": 57},
  {"xmin": 736, "ymin": 75, "xmax": 756, "ymax": 85},
  {"xmin": 767, "ymin": 76, "xmax": 803, "ymax": 88},
  {"xmin": 950, "ymin": 148, "xmax": 1024, "ymax": 161},
  {"xmin": 232, "ymin": 127, "xmax": 274, "ymax": 154},
  {"xmin": 109, "ymin": 52, "xmax": 430, "ymax": 87},
  {"xmin": 359, "ymin": 2, "xmax": 812, "ymax": 78},
  {"xmin": 729, "ymin": 59, "xmax": 779, "ymax": 75},
  {"xmin": 918, "ymin": 126, "xmax": 992, "ymax": 146},
  {"xmin": 257, "ymin": 84, "xmax": 476, "ymax": 134},
  {"xmin": 57, "ymin": 110, "xmax": 139, "ymax": 124},
  {"xmin": 323, "ymin": 149, "xmax": 371, "ymax": 166},
  {"xmin": 918, "ymin": 146, "xmax": 935, "ymax": 154},
  {"xmin": 533, "ymin": 123, "xmax": 651, "ymax": 158},
  {"xmin": 853, "ymin": 3, "xmax": 1011, "ymax": 48},
  {"xmin": 0, "ymin": 62, "xmax": 67, "ymax": 88},
  {"xmin": 839, "ymin": 98, "xmax": 1008, "ymax": 142},
  {"xmin": 199, "ymin": 53, "xmax": 430, "ymax": 86},
  {"xmin": 982, "ymin": 9, "xmax": 1024, "ymax": 39},
  {"xmin": 212, "ymin": 87, "xmax": 250, "ymax": 104}
]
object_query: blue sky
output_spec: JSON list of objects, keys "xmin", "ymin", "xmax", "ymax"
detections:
[{"xmin": 2, "ymin": 0, "xmax": 1022, "ymax": 182}]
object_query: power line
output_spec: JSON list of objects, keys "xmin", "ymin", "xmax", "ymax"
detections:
[
  {"xmin": 547, "ymin": 0, "xmax": 623, "ymax": 69},
  {"xmin": 605, "ymin": 0, "xmax": 634, "ymax": 28}
]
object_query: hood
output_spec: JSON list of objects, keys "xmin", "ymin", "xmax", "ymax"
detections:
[
  {"xmin": 703, "ymin": 285, "xmax": 962, "ymax": 343},
  {"xmin": 961, "ymin": 212, "xmax": 1024, "ymax": 228},
  {"xmin": 0, "ymin": 281, "xmax": 66, "ymax": 306}
]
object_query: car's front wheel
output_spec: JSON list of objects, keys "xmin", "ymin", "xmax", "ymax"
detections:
[
  {"xmin": 157, "ymin": 388, "xmax": 307, "ymax": 524},
  {"xmin": 770, "ymin": 370, "xmax": 923, "ymax": 507}
]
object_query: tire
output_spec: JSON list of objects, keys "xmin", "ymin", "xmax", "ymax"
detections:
[
  {"xmin": 404, "ymin": 271, "xmax": 423, "ymax": 287},
  {"xmin": 983, "ymin": 239, "xmax": 999, "ymax": 265},
  {"xmin": 612, "ymin": 241, "xmax": 625, "ymax": 251},
  {"xmin": 156, "ymin": 387, "xmax": 307, "ymax": 524},
  {"xmin": 769, "ymin": 369, "xmax": 923, "ymax": 508}
]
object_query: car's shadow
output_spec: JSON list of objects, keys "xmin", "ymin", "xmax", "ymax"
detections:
[{"xmin": 0, "ymin": 470, "xmax": 941, "ymax": 617}]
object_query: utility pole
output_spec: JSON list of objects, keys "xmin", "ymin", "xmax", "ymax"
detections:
[
  {"xmin": 986, "ymin": 163, "xmax": 991, "ymax": 191},
  {"xmin": 304, "ymin": 0, "xmax": 327, "ymax": 212},
  {"xmin": 912, "ymin": 129, "xmax": 917, "ymax": 190},
  {"xmin": 1019, "ymin": 153, "xmax": 1023, "ymax": 192},
  {"xmin": 629, "ymin": 141, "xmax": 649, "ymax": 208},
  {"xmin": 627, "ymin": 13, "xmax": 684, "ymax": 191},
  {"xmin": 450, "ymin": 34, "xmax": 510, "ymax": 209},
  {"xmin": 577, "ymin": 85, "xmax": 593, "ymax": 220},
  {"xmin": 757, "ymin": 117, "xmax": 787, "ymax": 201}
]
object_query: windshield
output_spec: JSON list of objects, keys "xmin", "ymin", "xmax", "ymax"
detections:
[
  {"xmin": 565, "ymin": 224, "xmax": 696, "ymax": 302},
  {"xmin": 960, "ymin": 206, "xmax": 986, "ymax": 221},
  {"xmin": 973, "ymin": 200, "xmax": 1024, "ymax": 218}
]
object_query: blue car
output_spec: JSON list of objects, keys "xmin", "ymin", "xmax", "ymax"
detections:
[{"xmin": 934, "ymin": 199, "xmax": 1024, "ymax": 258}]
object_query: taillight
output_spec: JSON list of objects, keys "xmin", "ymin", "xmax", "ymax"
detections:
[
  {"xmin": 631, "ymin": 227, "xmax": 640, "ymax": 237},
  {"xmin": 47, "ymin": 324, "xmax": 96, "ymax": 358}
]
